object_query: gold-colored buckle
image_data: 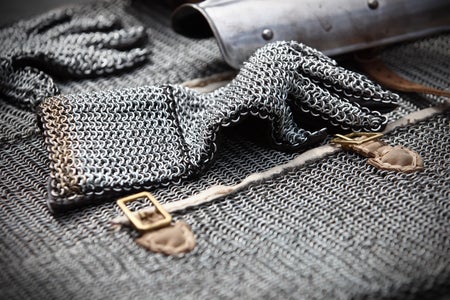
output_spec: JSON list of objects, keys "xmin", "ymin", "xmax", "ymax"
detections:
[
  {"xmin": 117, "ymin": 191, "xmax": 172, "ymax": 231},
  {"xmin": 331, "ymin": 132, "xmax": 383, "ymax": 145}
]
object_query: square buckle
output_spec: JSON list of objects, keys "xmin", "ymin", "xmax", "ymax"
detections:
[
  {"xmin": 117, "ymin": 191, "xmax": 172, "ymax": 231},
  {"xmin": 331, "ymin": 132, "xmax": 383, "ymax": 145}
]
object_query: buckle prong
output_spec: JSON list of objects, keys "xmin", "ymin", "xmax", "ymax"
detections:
[{"xmin": 117, "ymin": 191, "xmax": 172, "ymax": 231}]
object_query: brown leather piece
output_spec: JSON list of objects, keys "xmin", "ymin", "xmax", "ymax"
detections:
[
  {"xmin": 358, "ymin": 58, "xmax": 450, "ymax": 98},
  {"xmin": 342, "ymin": 136, "xmax": 424, "ymax": 173},
  {"xmin": 135, "ymin": 221, "xmax": 196, "ymax": 255},
  {"xmin": 368, "ymin": 145, "xmax": 424, "ymax": 173},
  {"xmin": 137, "ymin": 210, "xmax": 165, "ymax": 225},
  {"xmin": 345, "ymin": 138, "xmax": 387, "ymax": 158}
]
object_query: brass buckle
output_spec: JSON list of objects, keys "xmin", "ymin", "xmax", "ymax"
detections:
[
  {"xmin": 117, "ymin": 191, "xmax": 172, "ymax": 231},
  {"xmin": 331, "ymin": 132, "xmax": 383, "ymax": 145}
]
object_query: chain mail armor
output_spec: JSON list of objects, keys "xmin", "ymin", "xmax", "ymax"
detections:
[
  {"xmin": 0, "ymin": 0, "xmax": 448, "ymax": 299},
  {"xmin": 40, "ymin": 40, "xmax": 398, "ymax": 211},
  {"xmin": 0, "ymin": 7, "xmax": 148, "ymax": 109}
]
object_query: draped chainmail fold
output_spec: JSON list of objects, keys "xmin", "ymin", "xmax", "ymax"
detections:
[
  {"xmin": 0, "ymin": 0, "xmax": 449, "ymax": 299},
  {"xmin": 39, "ymin": 40, "xmax": 398, "ymax": 211}
]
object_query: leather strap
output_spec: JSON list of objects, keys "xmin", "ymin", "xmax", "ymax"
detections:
[
  {"xmin": 135, "ymin": 219, "xmax": 196, "ymax": 255},
  {"xmin": 340, "ymin": 135, "xmax": 424, "ymax": 173},
  {"xmin": 116, "ymin": 192, "xmax": 196, "ymax": 255},
  {"xmin": 358, "ymin": 58, "xmax": 450, "ymax": 98}
]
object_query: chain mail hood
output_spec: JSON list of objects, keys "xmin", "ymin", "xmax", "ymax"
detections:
[
  {"xmin": 0, "ymin": 0, "xmax": 448, "ymax": 299},
  {"xmin": 39, "ymin": 40, "xmax": 398, "ymax": 211}
]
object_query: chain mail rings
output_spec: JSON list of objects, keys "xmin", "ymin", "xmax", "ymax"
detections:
[
  {"xmin": 0, "ymin": 8, "xmax": 148, "ymax": 109},
  {"xmin": 40, "ymin": 41, "xmax": 399, "ymax": 212}
]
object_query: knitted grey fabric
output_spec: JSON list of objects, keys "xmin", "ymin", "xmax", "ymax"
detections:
[{"xmin": 0, "ymin": 0, "xmax": 449, "ymax": 299}]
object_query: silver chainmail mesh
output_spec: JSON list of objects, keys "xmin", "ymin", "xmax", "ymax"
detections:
[
  {"xmin": 0, "ymin": 0, "xmax": 449, "ymax": 299},
  {"xmin": 39, "ymin": 40, "xmax": 398, "ymax": 211},
  {"xmin": 0, "ymin": 5, "xmax": 148, "ymax": 109}
]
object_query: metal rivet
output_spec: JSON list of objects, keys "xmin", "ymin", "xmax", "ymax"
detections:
[
  {"xmin": 368, "ymin": 0, "xmax": 379, "ymax": 9},
  {"xmin": 262, "ymin": 28, "xmax": 273, "ymax": 41}
]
